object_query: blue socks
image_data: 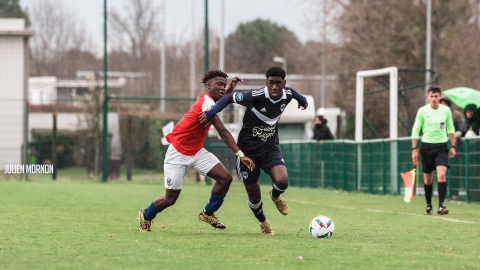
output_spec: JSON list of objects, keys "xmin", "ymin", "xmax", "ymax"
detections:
[
  {"xmin": 204, "ymin": 192, "xmax": 225, "ymax": 215},
  {"xmin": 145, "ymin": 193, "xmax": 225, "ymax": 219},
  {"xmin": 144, "ymin": 202, "xmax": 159, "ymax": 220}
]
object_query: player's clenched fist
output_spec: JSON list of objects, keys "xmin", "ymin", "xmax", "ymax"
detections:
[
  {"xmin": 298, "ymin": 100, "xmax": 308, "ymax": 110},
  {"xmin": 228, "ymin": 76, "xmax": 243, "ymax": 89}
]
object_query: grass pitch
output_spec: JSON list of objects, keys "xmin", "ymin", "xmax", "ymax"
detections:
[{"xmin": 1, "ymin": 178, "xmax": 479, "ymax": 269}]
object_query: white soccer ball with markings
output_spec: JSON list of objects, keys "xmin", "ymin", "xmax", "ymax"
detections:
[{"xmin": 309, "ymin": 216, "xmax": 334, "ymax": 238}]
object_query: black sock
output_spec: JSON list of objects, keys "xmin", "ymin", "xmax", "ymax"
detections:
[
  {"xmin": 271, "ymin": 183, "xmax": 285, "ymax": 199},
  {"xmin": 248, "ymin": 200, "xmax": 266, "ymax": 223},
  {"xmin": 424, "ymin": 184, "xmax": 432, "ymax": 206},
  {"xmin": 438, "ymin": 182, "xmax": 447, "ymax": 206}
]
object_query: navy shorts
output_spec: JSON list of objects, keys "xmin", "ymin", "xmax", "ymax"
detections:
[
  {"xmin": 420, "ymin": 142, "xmax": 449, "ymax": 173},
  {"xmin": 236, "ymin": 146, "xmax": 285, "ymax": 185}
]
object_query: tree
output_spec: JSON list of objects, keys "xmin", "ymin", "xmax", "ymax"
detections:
[
  {"xmin": 0, "ymin": 0, "xmax": 29, "ymax": 25},
  {"xmin": 56, "ymin": 49, "xmax": 100, "ymax": 78},
  {"xmin": 107, "ymin": 0, "xmax": 165, "ymax": 98},
  {"xmin": 71, "ymin": 72, "xmax": 103, "ymax": 176},
  {"xmin": 327, "ymin": 0, "xmax": 480, "ymax": 139},
  {"xmin": 225, "ymin": 19, "xmax": 301, "ymax": 73},
  {"xmin": 109, "ymin": 0, "xmax": 161, "ymax": 72},
  {"xmin": 28, "ymin": 0, "xmax": 91, "ymax": 76}
]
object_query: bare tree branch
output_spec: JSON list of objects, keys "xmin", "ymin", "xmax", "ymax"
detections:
[
  {"xmin": 108, "ymin": 0, "xmax": 161, "ymax": 71},
  {"xmin": 29, "ymin": 0, "xmax": 88, "ymax": 76}
]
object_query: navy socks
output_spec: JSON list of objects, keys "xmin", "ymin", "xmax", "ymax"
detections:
[
  {"xmin": 204, "ymin": 192, "xmax": 225, "ymax": 216},
  {"xmin": 271, "ymin": 183, "xmax": 285, "ymax": 198},
  {"xmin": 144, "ymin": 202, "xmax": 159, "ymax": 221},
  {"xmin": 248, "ymin": 199, "xmax": 266, "ymax": 223}
]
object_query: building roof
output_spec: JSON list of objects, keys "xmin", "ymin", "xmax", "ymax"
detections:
[{"xmin": 0, "ymin": 19, "xmax": 34, "ymax": 36}]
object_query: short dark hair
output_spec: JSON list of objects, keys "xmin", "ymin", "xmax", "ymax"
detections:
[
  {"xmin": 428, "ymin": 85, "xmax": 441, "ymax": 95},
  {"xmin": 265, "ymin": 67, "xmax": 286, "ymax": 79},
  {"xmin": 201, "ymin": 70, "xmax": 228, "ymax": 84}
]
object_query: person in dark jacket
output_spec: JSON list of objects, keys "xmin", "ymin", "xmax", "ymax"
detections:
[
  {"xmin": 312, "ymin": 116, "xmax": 334, "ymax": 140},
  {"xmin": 455, "ymin": 104, "xmax": 480, "ymax": 138}
]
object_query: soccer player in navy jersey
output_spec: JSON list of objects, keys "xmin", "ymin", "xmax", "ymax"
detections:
[
  {"xmin": 199, "ymin": 67, "xmax": 308, "ymax": 234},
  {"xmin": 138, "ymin": 70, "xmax": 255, "ymax": 232}
]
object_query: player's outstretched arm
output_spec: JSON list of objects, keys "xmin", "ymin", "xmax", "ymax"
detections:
[
  {"xmin": 288, "ymin": 87, "xmax": 308, "ymax": 110},
  {"xmin": 225, "ymin": 77, "xmax": 243, "ymax": 95},
  {"xmin": 199, "ymin": 93, "xmax": 235, "ymax": 125},
  {"xmin": 211, "ymin": 116, "xmax": 255, "ymax": 171}
]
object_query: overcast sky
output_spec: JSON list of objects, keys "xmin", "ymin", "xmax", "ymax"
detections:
[{"xmin": 20, "ymin": 0, "xmax": 318, "ymax": 49}]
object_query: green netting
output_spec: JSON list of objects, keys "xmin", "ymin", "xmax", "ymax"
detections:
[{"xmin": 211, "ymin": 137, "xmax": 480, "ymax": 202}]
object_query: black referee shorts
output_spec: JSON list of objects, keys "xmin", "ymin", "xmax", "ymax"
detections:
[{"xmin": 420, "ymin": 142, "xmax": 449, "ymax": 173}]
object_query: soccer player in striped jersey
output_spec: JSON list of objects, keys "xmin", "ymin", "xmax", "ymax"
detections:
[
  {"xmin": 138, "ymin": 70, "xmax": 255, "ymax": 232},
  {"xmin": 199, "ymin": 67, "xmax": 308, "ymax": 234}
]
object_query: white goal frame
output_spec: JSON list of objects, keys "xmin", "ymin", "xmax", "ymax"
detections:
[
  {"xmin": 355, "ymin": 67, "xmax": 398, "ymax": 193},
  {"xmin": 356, "ymin": 67, "xmax": 398, "ymax": 141}
]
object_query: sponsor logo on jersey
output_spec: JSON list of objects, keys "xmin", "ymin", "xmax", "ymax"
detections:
[
  {"xmin": 242, "ymin": 171, "xmax": 248, "ymax": 179},
  {"xmin": 260, "ymin": 107, "xmax": 267, "ymax": 112},
  {"xmin": 252, "ymin": 125, "xmax": 276, "ymax": 141},
  {"xmin": 166, "ymin": 177, "xmax": 172, "ymax": 186},
  {"xmin": 440, "ymin": 122, "xmax": 445, "ymax": 129},
  {"xmin": 236, "ymin": 93, "xmax": 244, "ymax": 101},
  {"xmin": 252, "ymin": 89, "xmax": 265, "ymax": 96},
  {"xmin": 280, "ymin": 104, "xmax": 286, "ymax": 111}
]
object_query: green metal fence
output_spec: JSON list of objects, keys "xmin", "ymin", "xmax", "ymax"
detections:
[{"xmin": 211, "ymin": 137, "xmax": 480, "ymax": 202}]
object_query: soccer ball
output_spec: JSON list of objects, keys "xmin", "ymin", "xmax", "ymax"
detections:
[{"xmin": 309, "ymin": 216, "xmax": 334, "ymax": 238}]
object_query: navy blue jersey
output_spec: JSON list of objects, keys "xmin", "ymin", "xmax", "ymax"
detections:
[
  {"xmin": 232, "ymin": 86, "xmax": 300, "ymax": 153},
  {"xmin": 203, "ymin": 86, "xmax": 307, "ymax": 154}
]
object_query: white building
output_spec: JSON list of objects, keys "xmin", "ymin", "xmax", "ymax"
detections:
[
  {"xmin": 27, "ymin": 76, "xmax": 126, "ymax": 161},
  {"xmin": 28, "ymin": 76, "xmax": 125, "ymax": 104},
  {"xmin": 0, "ymin": 19, "xmax": 33, "ymax": 170},
  {"xmin": 28, "ymin": 77, "xmax": 57, "ymax": 104}
]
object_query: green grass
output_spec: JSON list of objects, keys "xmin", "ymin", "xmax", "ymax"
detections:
[
  {"xmin": 1, "ymin": 166, "xmax": 173, "ymax": 183},
  {"xmin": 1, "ymin": 179, "xmax": 479, "ymax": 270}
]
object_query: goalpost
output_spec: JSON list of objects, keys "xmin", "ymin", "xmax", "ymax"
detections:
[{"xmin": 355, "ymin": 67, "xmax": 398, "ymax": 193}]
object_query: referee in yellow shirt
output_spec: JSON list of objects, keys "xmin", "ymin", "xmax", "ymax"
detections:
[{"xmin": 412, "ymin": 85, "xmax": 456, "ymax": 215}]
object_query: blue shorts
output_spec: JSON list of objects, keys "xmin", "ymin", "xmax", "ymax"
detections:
[{"xmin": 235, "ymin": 146, "xmax": 285, "ymax": 185}]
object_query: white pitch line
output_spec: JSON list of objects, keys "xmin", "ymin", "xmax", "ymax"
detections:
[{"xmin": 289, "ymin": 199, "xmax": 478, "ymax": 224}]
